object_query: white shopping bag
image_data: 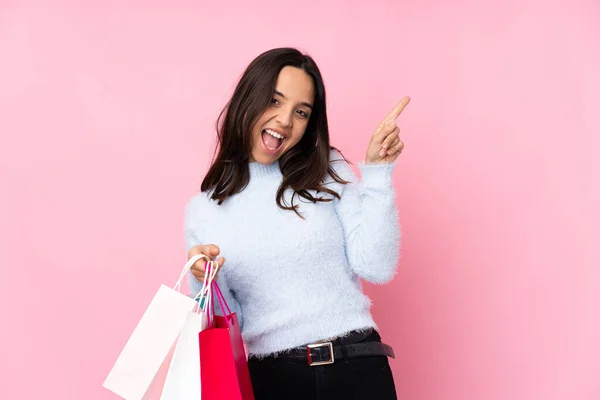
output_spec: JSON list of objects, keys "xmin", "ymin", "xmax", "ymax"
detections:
[
  {"xmin": 103, "ymin": 254, "xmax": 211, "ymax": 400},
  {"xmin": 160, "ymin": 261, "xmax": 219, "ymax": 400}
]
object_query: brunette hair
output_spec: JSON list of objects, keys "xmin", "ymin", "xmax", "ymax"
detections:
[{"xmin": 201, "ymin": 47, "xmax": 348, "ymax": 217}]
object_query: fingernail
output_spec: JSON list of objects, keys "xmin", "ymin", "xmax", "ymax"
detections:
[{"xmin": 379, "ymin": 149, "xmax": 385, "ymax": 157}]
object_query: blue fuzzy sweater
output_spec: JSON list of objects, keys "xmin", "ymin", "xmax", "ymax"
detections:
[{"xmin": 184, "ymin": 150, "xmax": 400, "ymax": 357}]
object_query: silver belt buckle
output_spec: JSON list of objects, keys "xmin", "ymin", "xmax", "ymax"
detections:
[{"xmin": 306, "ymin": 342, "xmax": 335, "ymax": 366}]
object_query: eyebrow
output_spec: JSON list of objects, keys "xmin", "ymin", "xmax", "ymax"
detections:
[{"xmin": 274, "ymin": 90, "xmax": 313, "ymax": 109}]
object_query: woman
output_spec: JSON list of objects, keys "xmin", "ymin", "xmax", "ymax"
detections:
[{"xmin": 185, "ymin": 47, "xmax": 409, "ymax": 399}]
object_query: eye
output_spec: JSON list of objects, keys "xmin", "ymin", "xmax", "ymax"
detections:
[
  {"xmin": 271, "ymin": 98, "xmax": 280, "ymax": 105},
  {"xmin": 297, "ymin": 110, "xmax": 309, "ymax": 118}
]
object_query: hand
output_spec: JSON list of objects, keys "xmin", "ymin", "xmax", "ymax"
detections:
[
  {"xmin": 188, "ymin": 244, "xmax": 226, "ymax": 282},
  {"xmin": 365, "ymin": 96, "xmax": 411, "ymax": 164}
]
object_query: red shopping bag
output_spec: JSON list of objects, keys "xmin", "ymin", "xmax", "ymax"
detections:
[{"xmin": 200, "ymin": 281, "xmax": 255, "ymax": 400}]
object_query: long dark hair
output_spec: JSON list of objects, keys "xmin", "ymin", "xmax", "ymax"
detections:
[{"xmin": 201, "ymin": 47, "xmax": 348, "ymax": 217}]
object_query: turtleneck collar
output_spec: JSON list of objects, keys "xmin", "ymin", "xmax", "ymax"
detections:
[{"xmin": 248, "ymin": 160, "xmax": 282, "ymax": 179}]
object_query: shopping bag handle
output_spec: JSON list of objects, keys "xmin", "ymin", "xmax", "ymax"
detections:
[
  {"xmin": 206, "ymin": 262, "xmax": 216, "ymax": 324},
  {"xmin": 206, "ymin": 279, "xmax": 233, "ymax": 327},
  {"xmin": 173, "ymin": 253, "xmax": 210, "ymax": 292},
  {"xmin": 193, "ymin": 260, "xmax": 220, "ymax": 313},
  {"xmin": 214, "ymin": 282, "xmax": 232, "ymax": 317}
]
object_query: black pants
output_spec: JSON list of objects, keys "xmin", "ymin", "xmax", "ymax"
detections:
[{"xmin": 248, "ymin": 330, "xmax": 397, "ymax": 400}]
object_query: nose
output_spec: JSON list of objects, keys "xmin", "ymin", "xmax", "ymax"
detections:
[{"xmin": 275, "ymin": 108, "xmax": 293, "ymax": 128}]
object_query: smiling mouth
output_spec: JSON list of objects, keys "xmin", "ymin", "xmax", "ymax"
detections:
[{"xmin": 261, "ymin": 128, "xmax": 285, "ymax": 151}]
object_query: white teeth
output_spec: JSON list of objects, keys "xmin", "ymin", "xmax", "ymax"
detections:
[{"xmin": 265, "ymin": 129, "xmax": 284, "ymax": 139}]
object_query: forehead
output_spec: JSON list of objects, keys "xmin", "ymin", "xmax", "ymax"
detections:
[{"xmin": 275, "ymin": 66, "xmax": 315, "ymax": 104}]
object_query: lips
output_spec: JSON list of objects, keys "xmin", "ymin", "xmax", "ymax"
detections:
[{"xmin": 261, "ymin": 128, "xmax": 286, "ymax": 151}]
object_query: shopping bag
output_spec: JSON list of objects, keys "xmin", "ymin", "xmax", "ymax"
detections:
[
  {"xmin": 103, "ymin": 254, "xmax": 211, "ymax": 400},
  {"xmin": 160, "ymin": 261, "xmax": 219, "ymax": 400},
  {"xmin": 200, "ymin": 281, "xmax": 255, "ymax": 400},
  {"xmin": 158, "ymin": 309, "xmax": 207, "ymax": 399}
]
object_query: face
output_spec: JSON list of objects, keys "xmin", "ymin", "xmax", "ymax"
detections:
[{"xmin": 249, "ymin": 66, "xmax": 315, "ymax": 164}]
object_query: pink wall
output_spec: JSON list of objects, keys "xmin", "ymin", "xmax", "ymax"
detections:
[{"xmin": 1, "ymin": 1, "xmax": 599, "ymax": 399}]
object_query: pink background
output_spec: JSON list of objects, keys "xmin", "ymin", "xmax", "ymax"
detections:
[{"xmin": 1, "ymin": 1, "xmax": 599, "ymax": 399}]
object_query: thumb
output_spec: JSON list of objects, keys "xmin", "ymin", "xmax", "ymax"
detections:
[{"xmin": 215, "ymin": 257, "xmax": 226, "ymax": 271}]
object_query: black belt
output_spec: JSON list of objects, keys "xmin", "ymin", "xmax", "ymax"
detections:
[{"xmin": 275, "ymin": 329, "xmax": 395, "ymax": 366}]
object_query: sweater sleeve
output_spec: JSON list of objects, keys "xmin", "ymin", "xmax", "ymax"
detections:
[
  {"xmin": 184, "ymin": 194, "xmax": 244, "ymax": 328},
  {"xmin": 330, "ymin": 151, "xmax": 401, "ymax": 284}
]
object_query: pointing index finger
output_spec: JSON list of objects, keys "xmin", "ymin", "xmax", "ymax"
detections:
[{"xmin": 385, "ymin": 96, "xmax": 411, "ymax": 122}]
